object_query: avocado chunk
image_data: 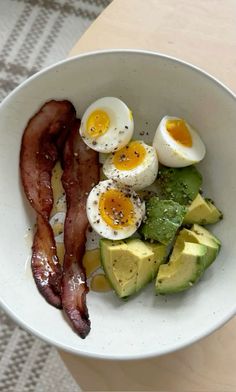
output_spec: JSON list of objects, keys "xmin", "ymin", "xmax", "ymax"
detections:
[
  {"xmin": 145, "ymin": 242, "xmax": 168, "ymax": 278},
  {"xmin": 100, "ymin": 239, "xmax": 137, "ymax": 297},
  {"xmin": 191, "ymin": 223, "xmax": 221, "ymax": 247},
  {"xmin": 155, "ymin": 240, "xmax": 207, "ymax": 294},
  {"xmin": 183, "ymin": 193, "xmax": 223, "ymax": 225},
  {"xmin": 178, "ymin": 227, "xmax": 220, "ymax": 268},
  {"xmin": 100, "ymin": 238, "xmax": 167, "ymax": 298},
  {"xmin": 125, "ymin": 239, "xmax": 156, "ymax": 291},
  {"xmin": 158, "ymin": 166, "xmax": 202, "ymax": 205},
  {"xmin": 139, "ymin": 197, "xmax": 186, "ymax": 245}
]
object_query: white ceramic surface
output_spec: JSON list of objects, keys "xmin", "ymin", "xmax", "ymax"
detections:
[{"xmin": 0, "ymin": 50, "xmax": 235, "ymax": 360}]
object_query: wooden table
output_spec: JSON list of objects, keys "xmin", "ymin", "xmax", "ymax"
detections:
[{"xmin": 60, "ymin": 1, "xmax": 236, "ymax": 390}]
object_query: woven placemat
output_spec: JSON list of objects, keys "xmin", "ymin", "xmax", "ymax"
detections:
[{"xmin": 0, "ymin": 1, "xmax": 111, "ymax": 390}]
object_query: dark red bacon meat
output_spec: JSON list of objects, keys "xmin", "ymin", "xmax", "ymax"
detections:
[
  {"xmin": 20, "ymin": 100, "xmax": 76, "ymax": 308},
  {"xmin": 61, "ymin": 120, "xmax": 100, "ymax": 338}
]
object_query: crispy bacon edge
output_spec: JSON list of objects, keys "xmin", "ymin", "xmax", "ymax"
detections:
[
  {"xmin": 61, "ymin": 119, "xmax": 100, "ymax": 338},
  {"xmin": 20, "ymin": 100, "xmax": 76, "ymax": 308}
]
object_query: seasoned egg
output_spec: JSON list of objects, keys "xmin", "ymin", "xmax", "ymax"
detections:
[
  {"xmin": 103, "ymin": 140, "xmax": 158, "ymax": 190},
  {"xmin": 153, "ymin": 116, "xmax": 206, "ymax": 167},
  {"xmin": 86, "ymin": 180, "xmax": 145, "ymax": 240},
  {"xmin": 79, "ymin": 97, "xmax": 134, "ymax": 153}
]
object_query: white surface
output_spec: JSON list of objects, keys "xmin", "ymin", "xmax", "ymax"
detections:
[{"xmin": 0, "ymin": 50, "xmax": 235, "ymax": 360}]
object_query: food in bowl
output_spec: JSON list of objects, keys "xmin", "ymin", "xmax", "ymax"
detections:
[
  {"xmin": 103, "ymin": 140, "xmax": 159, "ymax": 189},
  {"xmin": 20, "ymin": 96, "xmax": 222, "ymax": 339},
  {"xmin": 79, "ymin": 97, "xmax": 134, "ymax": 153},
  {"xmin": 20, "ymin": 100, "xmax": 100, "ymax": 338},
  {"xmin": 153, "ymin": 116, "xmax": 206, "ymax": 167},
  {"xmin": 86, "ymin": 179, "xmax": 145, "ymax": 240}
]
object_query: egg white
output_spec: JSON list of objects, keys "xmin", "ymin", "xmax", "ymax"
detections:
[
  {"xmin": 49, "ymin": 211, "xmax": 65, "ymax": 243},
  {"xmin": 103, "ymin": 140, "xmax": 158, "ymax": 190},
  {"xmin": 86, "ymin": 180, "xmax": 145, "ymax": 240},
  {"xmin": 153, "ymin": 116, "xmax": 206, "ymax": 167},
  {"xmin": 80, "ymin": 97, "xmax": 134, "ymax": 153}
]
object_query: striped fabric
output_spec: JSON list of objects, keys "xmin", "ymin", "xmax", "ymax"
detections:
[
  {"xmin": 0, "ymin": 0, "xmax": 111, "ymax": 100},
  {"xmin": 0, "ymin": 0, "xmax": 111, "ymax": 390}
]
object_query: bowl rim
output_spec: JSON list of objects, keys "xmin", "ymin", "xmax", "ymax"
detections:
[{"xmin": 0, "ymin": 49, "xmax": 235, "ymax": 361}]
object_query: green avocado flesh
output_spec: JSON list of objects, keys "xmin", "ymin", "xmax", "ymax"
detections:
[
  {"xmin": 155, "ymin": 224, "xmax": 221, "ymax": 294},
  {"xmin": 184, "ymin": 193, "xmax": 223, "ymax": 225},
  {"xmin": 158, "ymin": 165, "xmax": 202, "ymax": 205},
  {"xmin": 178, "ymin": 226, "xmax": 220, "ymax": 268},
  {"xmin": 99, "ymin": 160, "xmax": 222, "ymax": 299},
  {"xmin": 145, "ymin": 242, "xmax": 168, "ymax": 278},
  {"xmin": 139, "ymin": 197, "xmax": 186, "ymax": 245},
  {"xmin": 100, "ymin": 238, "xmax": 167, "ymax": 298},
  {"xmin": 155, "ymin": 241, "xmax": 207, "ymax": 294},
  {"xmin": 191, "ymin": 223, "xmax": 221, "ymax": 247}
]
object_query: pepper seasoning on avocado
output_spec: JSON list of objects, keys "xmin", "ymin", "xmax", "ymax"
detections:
[
  {"xmin": 158, "ymin": 165, "xmax": 202, "ymax": 205},
  {"xmin": 139, "ymin": 197, "xmax": 186, "ymax": 245}
]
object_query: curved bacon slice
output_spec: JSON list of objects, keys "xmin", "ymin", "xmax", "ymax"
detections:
[
  {"xmin": 20, "ymin": 100, "xmax": 76, "ymax": 308},
  {"xmin": 31, "ymin": 214, "xmax": 62, "ymax": 308},
  {"xmin": 61, "ymin": 120, "xmax": 100, "ymax": 338}
]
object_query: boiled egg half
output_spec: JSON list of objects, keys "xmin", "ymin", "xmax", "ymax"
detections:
[
  {"xmin": 153, "ymin": 116, "xmax": 206, "ymax": 167},
  {"xmin": 103, "ymin": 140, "xmax": 158, "ymax": 190},
  {"xmin": 80, "ymin": 97, "xmax": 134, "ymax": 153},
  {"xmin": 86, "ymin": 180, "xmax": 145, "ymax": 240}
]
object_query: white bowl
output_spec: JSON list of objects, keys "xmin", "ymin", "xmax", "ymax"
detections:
[{"xmin": 0, "ymin": 50, "xmax": 235, "ymax": 360}]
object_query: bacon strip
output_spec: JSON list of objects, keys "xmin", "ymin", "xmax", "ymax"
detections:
[
  {"xmin": 61, "ymin": 120, "xmax": 100, "ymax": 338},
  {"xmin": 20, "ymin": 100, "xmax": 76, "ymax": 308},
  {"xmin": 31, "ymin": 215, "xmax": 62, "ymax": 308}
]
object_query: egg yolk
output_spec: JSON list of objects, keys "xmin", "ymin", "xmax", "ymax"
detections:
[
  {"xmin": 99, "ymin": 189, "xmax": 134, "ymax": 229},
  {"xmin": 166, "ymin": 119, "xmax": 192, "ymax": 147},
  {"xmin": 86, "ymin": 109, "xmax": 110, "ymax": 138},
  {"xmin": 113, "ymin": 141, "xmax": 146, "ymax": 170}
]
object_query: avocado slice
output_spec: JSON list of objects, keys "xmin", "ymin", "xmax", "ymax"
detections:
[
  {"xmin": 191, "ymin": 223, "xmax": 221, "ymax": 247},
  {"xmin": 125, "ymin": 239, "xmax": 155, "ymax": 291},
  {"xmin": 145, "ymin": 242, "xmax": 168, "ymax": 278},
  {"xmin": 139, "ymin": 197, "xmax": 186, "ymax": 245},
  {"xmin": 178, "ymin": 227, "xmax": 220, "ymax": 268},
  {"xmin": 183, "ymin": 193, "xmax": 223, "ymax": 225},
  {"xmin": 155, "ymin": 241, "xmax": 207, "ymax": 294},
  {"xmin": 100, "ymin": 238, "xmax": 166, "ymax": 298},
  {"xmin": 100, "ymin": 239, "xmax": 138, "ymax": 297},
  {"xmin": 158, "ymin": 165, "xmax": 202, "ymax": 205}
]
